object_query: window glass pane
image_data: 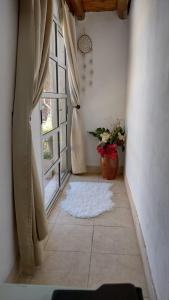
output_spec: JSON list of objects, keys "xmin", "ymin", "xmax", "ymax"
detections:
[
  {"xmin": 50, "ymin": 22, "xmax": 56, "ymax": 56},
  {"xmin": 60, "ymin": 124, "xmax": 67, "ymax": 152},
  {"xmin": 41, "ymin": 18, "xmax": 69, "ymax": 211},
  {"xmin": 58, "ymin": 66, "xmax": 66, "ymax": 94},
  {"xmin": 43, "ymin": 59, "xmax": 57, "ymax": 93},
  {"xmin": 42, "ymin": 133, "xmax": 59, "ymax": 173},
  {"xmin": 44, "ymin": 164, "xmax": 59, "ymax": 208},
  {"xmin": 59, "ymin": 98, "xmax": 67, "ymax": 124},
  {"xmin": 41, "ymin": 98, "xmax": 58, "ymax": 134},
  {"xmin": 60, "ymin": 150, "xmax": 68, "ymax": 180},
  {"xmin": 58, "ymin": 32, "xmax": 65, "ymax": 65}
]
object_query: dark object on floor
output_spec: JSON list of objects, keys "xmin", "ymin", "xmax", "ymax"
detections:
[{"xmin": 51, "ymin": 284, "xmax": 143, "ymax": 300}]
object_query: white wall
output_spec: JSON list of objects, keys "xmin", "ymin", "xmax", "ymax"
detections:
[
  {"xmin": 0, "ymin": 0, "xmax": 18, "ymax": 282},
  {"xmin": 126, "ymin": 1, "xmax": 169, "ymax": 299},
  {"xmin": 77, "ymin": 12, "xmax": 128, "ymax": 167}
]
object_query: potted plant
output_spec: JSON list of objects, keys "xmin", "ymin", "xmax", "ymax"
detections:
[{"xmin": 89, "ymin": 120, "xmax": 125, "ymax": 180}]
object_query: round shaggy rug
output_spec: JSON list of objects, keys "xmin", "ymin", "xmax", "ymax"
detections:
[{"xmin": 60, "ymin": 181, "xmax": 114, "ymax": 218}]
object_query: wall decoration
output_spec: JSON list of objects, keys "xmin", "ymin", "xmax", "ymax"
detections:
[
  {"xmin": 78, "ymin": 33, "xmax": 94, "ymax": 92},
  {"xmin": 78, "ymin": 34, "xmax": 92, "ymax": 54}
]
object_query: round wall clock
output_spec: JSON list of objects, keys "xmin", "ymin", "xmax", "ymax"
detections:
[{"xmin": 78, "ymin": 34, "xmax": 92, "ymax": 54}]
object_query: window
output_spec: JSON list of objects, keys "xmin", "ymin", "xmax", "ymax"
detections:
[{"xmin": 40, "ymin": 19, "xmax": 69, "ymax": 209}]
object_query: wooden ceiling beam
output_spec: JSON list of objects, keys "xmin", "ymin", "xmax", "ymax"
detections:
[
  {"xmin": 82, "ymin": 0, "xmax": 117, "ymax": 12},
  {"xmin": 66, "ymin": 0, "xmax": 85, "ymax": 20},
  {"xmin": 66, "ymin": 0, "xmax": 130, "ymax": 20},
  {"xmin": 117, "ymin": 0, "xmax": 129, "ymax": 19}
]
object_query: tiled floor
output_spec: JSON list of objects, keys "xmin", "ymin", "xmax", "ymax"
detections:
[{"xmin": 17, "ymin": 174, "xmax": 149, "ymax": 299}]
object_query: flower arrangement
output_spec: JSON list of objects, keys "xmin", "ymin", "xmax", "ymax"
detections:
[{"xmin": 89, "ymin": 120, "xmax": 125, "ymax": 160}]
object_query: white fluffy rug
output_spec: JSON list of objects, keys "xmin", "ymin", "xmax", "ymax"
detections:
[{"xmin": 60, "ymin": 181, "xmax": 114, "ymax": 218}]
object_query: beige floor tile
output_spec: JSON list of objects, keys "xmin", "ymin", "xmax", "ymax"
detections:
[
  {"xmin": 98, "ymin": 175, "xmax": 123, "ymax": 184},
  {"xmin": 88, "ymin": 253, "xmax": 149, "ymax": 297},
  {"xmin": 112, "ymin": 193, "xmax": 130, "ymax": 208},
  {"xmin": 48, "ymin": 221, "xmax": 55, "ymax": 232},
  {"xmin": 92, "ymin": 226, "xmax": 140, "ymax": 255},
  {"xmin": 48, "ymin": 202, "xmax": 61, "ymax": 224},
  {"xmin": 16, "ymin": 274, "xmax": 32, "ymax": 284},
  {"xmin": 94, "ymin": 207, "xmax": 134, "ymax": 228},
  {"xmin": 113, "ymin": 183, "xmax": 127, "ymax": 194},
  {"xmin": 56, "ymin": 209, "xmax": 94, "ymax": 226},
  {"xmin": 32, "ymin": 175, "xmax": 149, "ymax": 298},
  {"xmin": 30, "ymin": 251, "xmax": 90, "ymax": 288},
  {"xmin": 70, "ymin": 174, "xmax": 99, "ymax": 182},
  {"xmin": 46, "ymin": 224, "xmax": 93, "ymax": 252},
  {"xmin": 98, "ymin": 177, "xmax": 126, "ymax": 193},
  {"xmin": 43, "ymin": 222, "xmax": 56, "ymax": 247}
]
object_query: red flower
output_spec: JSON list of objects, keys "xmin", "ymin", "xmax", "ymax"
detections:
[
  {"xmin": 97, "ymin": 143, "xmax": 118, "ymax": 160},
  {"xmin": 97, "ymin": 145, "xmax": 105, "ymax": 157}
]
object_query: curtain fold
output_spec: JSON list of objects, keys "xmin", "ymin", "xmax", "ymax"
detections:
[
  {"xmin": 12, "ymin": 0, "xmax": 53, "ymax": 274},
  {"xmin": 61, "ymin": 1, "xmax": 86, "ymax": 174}
]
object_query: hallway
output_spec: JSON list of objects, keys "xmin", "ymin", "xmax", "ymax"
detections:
[{"xmin": 17, "ymin": 175, "xmax": 149, "ymax": 299}]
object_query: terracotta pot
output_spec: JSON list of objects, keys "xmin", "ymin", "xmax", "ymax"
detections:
[{"xmin": 100, "ymin": 155, "xmax": 119, "ymax": 180}]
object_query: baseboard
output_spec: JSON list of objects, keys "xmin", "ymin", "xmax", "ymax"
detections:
[{"xmin": 124, "ymin": 175, "xmax": 158, "ymax": 300}]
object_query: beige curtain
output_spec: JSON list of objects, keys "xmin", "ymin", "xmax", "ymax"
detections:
[
  {"xmin": 12, "ymin": 0, "xmax": 53, "ymax": 274},
  {"xmin": 61, "ymin": 1, "xmax": 86, "ymax": 174}
]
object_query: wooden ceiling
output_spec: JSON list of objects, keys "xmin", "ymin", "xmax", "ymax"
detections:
[
  {"xmin": 83, "ymin": 0, "xmax": 117, "ymax": 12},
  {"xmin": 66, "ymin": 0, "xmax": 130, "ymax": 20}
]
